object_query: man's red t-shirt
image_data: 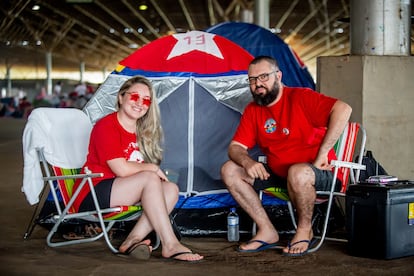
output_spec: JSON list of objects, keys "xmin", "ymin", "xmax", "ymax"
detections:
[
  {"xmin": 233, "ymin": 86, "xmax": 339, "ymax": 178},
  {"xmin": 72, "ymin": 112, "xmax": 144, "ymax": 211}
]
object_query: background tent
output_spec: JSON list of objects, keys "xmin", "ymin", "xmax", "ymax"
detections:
[{"xmin": 206, "ymin": 22, "xmax": 315, "ymax": 89}]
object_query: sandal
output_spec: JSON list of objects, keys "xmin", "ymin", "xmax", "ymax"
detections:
[{"xmin": 62, "ymin": 232, "xmax": 85, "ymax": 240}]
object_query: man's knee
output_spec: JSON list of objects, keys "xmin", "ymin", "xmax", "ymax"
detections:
[
  {"xmin": 221, "ymin": 160, "xmax": 243, "ymax": 188},
  {"xmin": 287, "ymin": 163, "xmax": 315, "ymax": 188},
  {"xmin": 221, "ymin": 160, "xmax": 235, "ymax": 179}
]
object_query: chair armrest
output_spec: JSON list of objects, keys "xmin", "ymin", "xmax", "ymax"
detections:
[
  {"xmin": 330, "ymin": 160, "xmax": 366, "ymax": 170},
  {"xmin": 43, "ymin": 172, "xmax": 103, "ymax": 182}
]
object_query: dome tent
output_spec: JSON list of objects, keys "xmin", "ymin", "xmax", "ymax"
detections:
[{"xmin": 83, "ymin": 31, "xmax": 282, "ymax": 210}]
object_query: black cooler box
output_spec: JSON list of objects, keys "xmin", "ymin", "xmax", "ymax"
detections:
[{"xmin": 346, "ymin": 181, "xmax": 414, "ymax": 259}]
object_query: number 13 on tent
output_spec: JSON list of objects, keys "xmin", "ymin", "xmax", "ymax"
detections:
[{"xmin": 183, "ymin": 34, "xmax": 206, "ymax": 45}]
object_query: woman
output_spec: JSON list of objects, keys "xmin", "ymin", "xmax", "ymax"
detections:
[{"xmin": 73, "ymin": 76, "xmax": 203, "ymax": 262}]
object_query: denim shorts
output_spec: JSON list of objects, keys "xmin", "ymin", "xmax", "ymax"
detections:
[
  {"xmin": 253, "ymin": 163, "xmax": 341, "ymax": 192},
  {"xmin": 79, "ymin": 178, "xmax": 114, "ymax": 212}
]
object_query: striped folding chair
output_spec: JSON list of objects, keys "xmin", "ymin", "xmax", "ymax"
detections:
[
  {"xmin": 253, "ymin": 122, "xmax": 366, "ymax": 252},
  {"xmin": 22, "ymin": 107, "xmax": 159, "ymax": 254}
]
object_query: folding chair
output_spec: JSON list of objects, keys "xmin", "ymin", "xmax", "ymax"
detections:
[
  {"xmin": 22, "ymin": 107, "xmax": 159, "ymax": 253},
  {"xmin": 253, "ymin": 122, "xmax": 366, "ymax": 253}
]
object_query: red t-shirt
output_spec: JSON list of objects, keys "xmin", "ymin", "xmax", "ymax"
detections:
[
  {"xmin": 73, "ymin": 112, "xmax": 144, "ymax": 211},
  {"xmin": 233, "ymin": 86, "xmax": 339, "ymax": 178}
]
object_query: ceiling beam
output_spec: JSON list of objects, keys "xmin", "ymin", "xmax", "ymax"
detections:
[
  {"xmin": 49, "ymin": 19, "xmax": 76, "ymax": 51},
  {"xmin": 208, "ymin": 0, "xmax": 216, "ymax": 26},
  {"xmin": 224, "ymin": 0, "xmax": 240, "ymax": 18},
  {"xmin": 298, "ymin": 24, "xmax": 349, "ymax": 58},
  {"xmin": 179, "ymin": 0, "xmax": 196, "ymax": 30},
  {"xmin": 94, "ymin": 0, "xmax": 150, "ymax": 45},
  {"xmin": 301, "ymin": 35, "xmax": 348, "ymax": 62},
  {"xmin": 298, "ymin": 8, "xmax": 346, "ymax": 49},
  {"xmin": 274, "ymin": 0, "xmax": 300, "ymax": 30},
  {"xmin": 284, "ymin": 1, "xmax": 323, "ymax": 43},
  {"xmin": 122, "ymin": 0, "xmax": 162, "ymax": 39},
  {"xmin": 0, "ymin": 0, "xmax": 30, "ymax": 32},
  {"xmin": 212, "ymin": 0, "xmax": 229, "ymax": 21},
  {"xmin": 149, "ymin": 0, "xmax": 175, "ymax": 33},
  {"xmin": 40, "ymin": 1, "xmax": 132, "ymax": 53}
]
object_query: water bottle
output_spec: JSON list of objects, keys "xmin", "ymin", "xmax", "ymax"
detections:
[{"xmin": 227, "ymin": 207, "xmax": 239, "ymax": 242}]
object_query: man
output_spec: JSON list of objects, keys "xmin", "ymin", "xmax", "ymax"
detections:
[{"xmin": 221, "ymin": 56, "xmax": 352, "ymax": 256}]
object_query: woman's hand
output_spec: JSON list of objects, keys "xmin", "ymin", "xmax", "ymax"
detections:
[{"xmin": 154, "ymin": 166, "xmax": 168, "ymax": 182}]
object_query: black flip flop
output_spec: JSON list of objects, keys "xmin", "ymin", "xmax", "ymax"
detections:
[{"xmin": 116, "ymin": 243, "xmax": 151, "ymax": 260}]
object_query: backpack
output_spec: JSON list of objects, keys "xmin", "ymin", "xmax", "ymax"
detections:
[{"xmin": 357, "ymin": 150, "xmax": 388, "ymax": 182}]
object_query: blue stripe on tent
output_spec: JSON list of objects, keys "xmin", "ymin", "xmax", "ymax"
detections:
[
  {"xmin": 175, "ymin": 193, "xmax": 286, "ymax": 209},
  {"xmin": 112, "ymin": 68, "xmax": 248, "ymax": 78}
]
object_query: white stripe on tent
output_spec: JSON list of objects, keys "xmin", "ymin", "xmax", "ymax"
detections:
[{"xmin": 186, "ymin": 77, "xmax": 195, "ymax": 197}]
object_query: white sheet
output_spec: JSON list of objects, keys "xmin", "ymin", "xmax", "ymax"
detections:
[{"xmin": 22, "ymin": 108, "xmax": 92, "ymax": 205}]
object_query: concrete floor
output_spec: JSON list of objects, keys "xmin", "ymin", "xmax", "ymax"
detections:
[{"xmin": 1, "ymin": 116, "xmax": 414, "ymax": 276}]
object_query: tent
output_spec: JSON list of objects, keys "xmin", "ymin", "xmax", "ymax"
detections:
[
  {"xmin": 35, "ymin": 30, "xmax": 290, "ymax": 236},
  {"xmin": 83, "ymin": 30, "xmax": 283, "ymax": 212},
  {"xmin": 206, "ymin": 22, "xmax": 315, "ymax": 89}
]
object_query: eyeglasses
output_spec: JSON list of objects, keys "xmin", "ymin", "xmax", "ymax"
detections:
[
  {"xmin": 247, "ymin": 71, "xmax": 278, "ymax": 85},
  {"xmin": 124, "ymin": 92, "xmax": 152, "ymax": 107}
]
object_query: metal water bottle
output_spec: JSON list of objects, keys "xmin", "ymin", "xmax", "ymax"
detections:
[{"xmin": 227, "ymin": 207, "xmax": 239, "ymax": 242}]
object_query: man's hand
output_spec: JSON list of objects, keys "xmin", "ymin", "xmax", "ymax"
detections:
[
  {"xmin": 228, "ymin": 141, "xmax": 270, "ymax": 180},
  {"xmin": 313, "ymin": 154, "xmax": 332, "ymax": 171},
  {"xmin": 244, "ymin": 159, "xmax": 270, "ymax": 180}
]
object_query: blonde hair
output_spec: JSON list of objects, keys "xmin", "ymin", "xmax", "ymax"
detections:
[{"xmin": 117, "ymin": 76, "xmax": 163, "ymax": 165}]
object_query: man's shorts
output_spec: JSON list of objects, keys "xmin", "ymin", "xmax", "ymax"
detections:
[
  {"xmin": 79, "ymin": 178, "xmax": 114, "ymax": 212},
  {"xmin": 253, "ymin": 163, "xmax": 341, "ymax": 192}
]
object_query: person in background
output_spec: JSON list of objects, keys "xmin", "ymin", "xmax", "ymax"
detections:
[
  {"xmin": 18, "ymin": 96, "xmax": 33, "ymax": 118},
  {"xmin": 53, "ymin": 81, "xmax": 62, "ymax": 96},
  {"xmin": 73, "ymin": 76, "xmax": 203, "ymax": 262},
  {"xmin": 74, "ymin": 82, "xmax": 87, "ymax": 97},
  {"xmin": 221, "ymin": 56, "xmax": 352, "ymax": 257}
]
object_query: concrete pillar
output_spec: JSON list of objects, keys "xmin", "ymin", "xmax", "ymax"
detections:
[
  {"xmin": 6, "ymin": 64, "xmax": 12, "ymax": 97},
  {"xmin": 45, "ymin": 52, "xmax": 52, "ymax": 95},
  {"xmin": 241, "ymin": 9, "xmax": 254, "ymax": 23},
  {"xmin": 80, "ymin": 61, "xmax": 85, "ymax": 83},
  {"xmin": 254, "ymin": 0, "xmax": 270, "ymax": 28},
  {"xmin": 350, "ymin": 0, "xmax": 411, "ymax": 55},
  {"xmin": 317, "ymin": 55, "xmax": 414, "ymax": 179},
  {"xmin": 102, "ymin": 67, "xmax": 107, "ymax": 82}
]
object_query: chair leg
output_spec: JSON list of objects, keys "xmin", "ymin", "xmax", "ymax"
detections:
[
  {"xmin": 308, "ymin": 195, "xmax": 338, "ymax": 253},
  {"xmin": 287, "ymin": 201, "xmax": 297, "ymax": 229},
  {"xmin": 23, "ymin": 203, "xmax": 41, "ymax": 239},
  {"xmin": 23, "ymin": 185, "xmax": 49, "ymax": 239}
]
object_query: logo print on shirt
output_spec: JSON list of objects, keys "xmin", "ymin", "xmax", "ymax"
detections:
[
  {"xmin": 282, "ymin": 128, "xmax": 290, "ymax": 135},
  {"xmin": 125, "ymin": 142, "xmax": 144, "ymax": 163},
  {"xmin": 264, "ymin": 118, "xmax": 277, "ymax": 133}
]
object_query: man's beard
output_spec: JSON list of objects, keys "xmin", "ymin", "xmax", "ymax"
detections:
[{"xmin": 252, "ymin": 81, "xmax": 279, "ymax": 106}]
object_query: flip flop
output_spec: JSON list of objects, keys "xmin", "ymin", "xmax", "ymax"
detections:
[
  {"xmin": 116, "ymin": 243, "xmax": 151, "ymax": 260},
  {"xmin": 164, "ymin": 251, "xmax": 202, "ymax": 262},
  {"xmin": 237, "ymin": 239, "xmax": 279, "ymax": 253},
  {"xmin": 282, "ymin": 239, "xmax": 316, "ymax": 257}
]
